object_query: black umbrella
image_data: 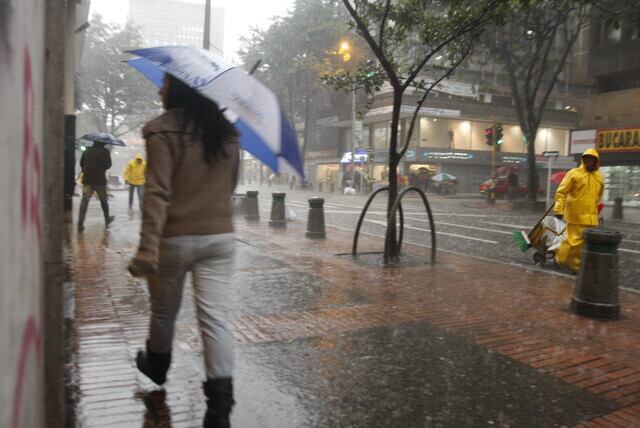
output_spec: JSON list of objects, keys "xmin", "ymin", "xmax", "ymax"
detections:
[{"xmin": 81, "ymin": 132, "xmax": 125, "ymax": 146}]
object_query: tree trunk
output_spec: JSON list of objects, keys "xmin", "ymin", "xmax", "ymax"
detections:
[
  {"xmin": 526, "ymin": 128, "xmax": 539, "ymax": 202},
  {"xmin": 385, "ymin": 90, "xmax": 402, "ymax": 262}
]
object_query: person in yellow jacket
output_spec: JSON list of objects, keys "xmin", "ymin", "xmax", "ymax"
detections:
[
  {"xmin": 123, "ymin": 153, "xmax": 146, "ymax": 209},
  {"xmin": 553, "ymin": 148, "xmax": 604, "ymax": 272}
]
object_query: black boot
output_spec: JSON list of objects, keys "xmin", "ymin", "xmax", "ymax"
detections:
[
  {"xmin": 136, "ymin": 341, "xmax": 171, "ymax": 385},
  {"xmin": 203, "ymin": 378, "xmax": 234, "ymax": 428}
]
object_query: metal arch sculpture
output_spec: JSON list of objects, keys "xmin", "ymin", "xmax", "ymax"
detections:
[
  {"xmin": 384, "ymin": 186, "xmax": 436, "ymax": 265},
  {"xmin": 352, "ymin": 186, "xmax": 404, "ymax": 257}
]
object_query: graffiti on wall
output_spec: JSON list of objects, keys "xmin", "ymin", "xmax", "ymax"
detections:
[
  {"xmin": 11, "ymin": 317, "xmax": 42, "ymax": 428},
  {"xmin": 21, "ymin": 49, "xmax": 42, "ymax": 242},
  {"xmin": 10, "ymin": 46, "xmax": 44, "ymax": 428}
]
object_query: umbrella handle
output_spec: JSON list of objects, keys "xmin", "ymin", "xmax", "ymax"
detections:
[{"xmin": 249, "ymin": 60, "xmax": 262, "ymax": 75}]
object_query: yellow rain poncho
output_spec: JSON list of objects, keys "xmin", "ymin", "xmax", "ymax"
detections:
[
  {"xmin": 553, "ymin": 148, "xmax": 604, "ymax": 272},
  {"xmin": 123, "ymin": 153, "xmax": 146, "ymax": 186}
]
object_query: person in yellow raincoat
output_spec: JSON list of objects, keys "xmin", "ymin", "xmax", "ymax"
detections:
[
  {"xmin": 123, "ymin": 153, "xmax": 146, "ymax": 209},
  {"xmin": 553, "ymin": 148, "xmax": 604, "ymax": 272}
]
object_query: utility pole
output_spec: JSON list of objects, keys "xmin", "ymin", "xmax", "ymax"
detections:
[
  {"xmin": 203, "ymin": 0, "xmax": 211, "ymax": 50},
  {"xmin": 492, "ymin": 122, "xmax": 497, "ymax": 177},
  {"xmin": 351, "ymin": 88, "xmax": 356, "ymax": 189}
]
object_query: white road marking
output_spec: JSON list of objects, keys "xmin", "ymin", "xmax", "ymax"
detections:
[
  {"xmin": 363, "ymin": 219, "xmax": 499, "ymax": 244},
  {"xmin": 402, "ymin": 217, "xmax": 513, "ymax": 236},
  {"xmin": 620, "ymin": 248, "xmax": 640, "ymax": 254},
  {"xmin": 326, "ymin": 223, "xmax": 640, "ymax": 295},
  {"xmin": 483, "ymin": 221, "xmax": 535, "ymax": 229}
]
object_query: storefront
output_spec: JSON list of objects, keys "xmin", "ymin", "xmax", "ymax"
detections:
[
  {"xmin": 571, "ymin": 127, "xmax": 640, "ymax": 207},
  {"xmin": 306, "ymin": 149, "xmax": 341, "ymax": 192},
  {"xmin": 597, "ymin": 128, "xmax": 640, "ymax": 206}
]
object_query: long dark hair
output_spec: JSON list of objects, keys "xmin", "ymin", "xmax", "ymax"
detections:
[{"xmin": 164, "ymin": 74, "xmax": 238, "ymax": 163}]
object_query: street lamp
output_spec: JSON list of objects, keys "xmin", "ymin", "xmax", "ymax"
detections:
[{"xmin": 338, "ymin": 40, "xmax": 359, "ymax": 191}]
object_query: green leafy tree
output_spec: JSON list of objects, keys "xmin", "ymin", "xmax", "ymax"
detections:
[
  {"xmin": 238, "ymin": 0, "xmax": 352, "ymax": 161},
  {"xmin": 329, "ymin": 0, "xmax": 506, "ymax": 262},
  {"xmin": 77, "ymin": 15, "xmax": 161, "ymax": 137}
]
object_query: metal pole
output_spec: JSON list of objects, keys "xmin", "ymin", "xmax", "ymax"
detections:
[
  {"xmin": 351, "ymin": 87, "xmax": 356, "ymax": 189},
  {"xmin": 491, "ymin": 123, "xmax": 498, "ymax": 204},
  {"xmin": 203, "ymin": 0, "xmax": 211, "ymax": 50},
  {"xmin": 546, "ymin": 156, "xmax": 553, "ymax": 208},
  {"xmin": 492, "ymin": 123, "xmax": 497, "ymax": 175}
]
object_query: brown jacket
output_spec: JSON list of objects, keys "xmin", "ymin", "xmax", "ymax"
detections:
[{"xmin": 133, "ymin": 108, "xmax": 239, "ymax": 272}]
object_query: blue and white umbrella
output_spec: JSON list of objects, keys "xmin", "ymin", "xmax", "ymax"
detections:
[
  {"xmin": 81, "ymin": 132, "xmax": 126, "ymax": 146},
  {"xmin": 431, "ymin": 173, "xmax": 457, "ymax": 182},
  {"xmin": 126, "ymin": 46, "xmax": 304, "ymax": 178}
]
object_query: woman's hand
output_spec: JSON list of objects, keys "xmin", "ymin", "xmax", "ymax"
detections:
[{"xmin": 128, "ymin": 254, "xmax": 158, "ymax": 277}]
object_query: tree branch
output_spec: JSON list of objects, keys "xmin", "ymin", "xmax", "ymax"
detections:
[
  {"xmin": 399, "ymin": 42, "xmax": 474, "ymax": 159},
  {"xmin": 402, "ymin": 0, "xmax": 499, "ymax": 91},
  {"xmin": 342, "ymin": 0, "xmax": 400, "ymax": 89},
  {"xmin": 499, "ymin": 31, "xmax": 529, "ymax": 137},
  {"xmin": 534, "ymin": 9, "xmax": 583, "ymax": 128},
  {"xmin": 378, "ymin": 0, "xmax": 391, "ymax": 48}
]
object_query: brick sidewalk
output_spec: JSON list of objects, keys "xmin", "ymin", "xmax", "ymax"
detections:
[{"xmin": 69, "ymin": 195, "xmax": 640, "ymax": 427}]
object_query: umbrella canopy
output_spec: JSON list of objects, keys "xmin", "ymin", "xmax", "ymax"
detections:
[
  {"xmin": 431, "ymin": 173, "xmax": 457, "ymax": 182},
  {"xmin": 550, "ymin": 171, "xmax": 568, "ymax": 184},
  {"xmin": 126, "ymin": 46, "xmax": 304, "ymax": 178},
  {"xmin": 81, "ymin": 133, "xmax": 125, "ymax": 146}
]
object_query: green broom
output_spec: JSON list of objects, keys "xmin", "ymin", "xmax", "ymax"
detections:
[{"xmin": 512, "ymin": 230, "xmax": 531, "ymax": 253}]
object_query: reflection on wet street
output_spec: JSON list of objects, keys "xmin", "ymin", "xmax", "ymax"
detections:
[{"xmin": 69, "ymin": 193, "xmax": 640, "ymax": 427}]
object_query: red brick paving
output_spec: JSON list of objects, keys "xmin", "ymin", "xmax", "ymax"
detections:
[{"xmin": 70, "ymin": 214, "xmax": 640, "ymax": 427}]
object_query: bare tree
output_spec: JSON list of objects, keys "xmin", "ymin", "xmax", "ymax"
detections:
[{"xmin": 493, "ymin": 0, "xmax": 637, "ymax": 202}]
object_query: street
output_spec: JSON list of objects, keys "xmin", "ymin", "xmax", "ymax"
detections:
[{"xmin": 241, "ymin": 185, "xmax": 640, "ymax": 293}]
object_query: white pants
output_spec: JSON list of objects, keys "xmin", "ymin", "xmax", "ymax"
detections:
[{"xmin": 147, "ymin": 233, "xmax": 236, "ymax": 379}]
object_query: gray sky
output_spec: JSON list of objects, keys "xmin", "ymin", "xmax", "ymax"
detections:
[{"xmin": 89, "ymin": 0, "xmax": 294, "ymax": 60}]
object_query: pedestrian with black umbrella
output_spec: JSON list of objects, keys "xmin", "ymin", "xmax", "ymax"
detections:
[{"xmin": 77, "ymin": 133, "xmax": 123, "ymax": 230}]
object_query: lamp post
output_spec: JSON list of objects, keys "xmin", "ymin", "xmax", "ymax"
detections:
[{"xmin": 338, "ymin": 40, "xmax": 359, "ymax": 191}]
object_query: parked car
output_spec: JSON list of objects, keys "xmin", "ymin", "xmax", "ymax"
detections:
[{"xmin": 479, "ymin": 176, "xmax": 543, "ymax": 198}]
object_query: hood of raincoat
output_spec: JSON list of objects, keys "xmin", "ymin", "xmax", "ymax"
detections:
[
  {"xmin": 580, "ymin": 148, "xmax": 600, "ymax": 171},
  {"xmin": 553, "ymin": 148, "xmax": 604, "ymax": 225},
  {"xmin": 124, "ymin": 154, "xmax": 147, "ymax": 185}
]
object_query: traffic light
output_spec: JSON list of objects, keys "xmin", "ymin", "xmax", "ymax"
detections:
[
  {"xmin": 485, "ymin": 127, "xmax": 493, "ymax": 146},
  {"xmin": 364, "ymin": 59, "xmax": 376, "ymax": 79},
  {"xmin": 496, "ymin": 124, "xmax": 504, "ymax": 145}
]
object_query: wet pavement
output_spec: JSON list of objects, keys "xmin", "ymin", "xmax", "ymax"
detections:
[
  {"xmin": 239, "ymin": 184, "xmax": 640, "ymax": 293},
  {"xmin": 68, "ymin": 191, "xmax": 640, "ymax": 427}
]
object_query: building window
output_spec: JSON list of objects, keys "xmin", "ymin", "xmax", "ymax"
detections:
[
  {"xmin": 419, "ymin": 117, "xmax": 449, "ymax": 148},
  {"xmin": 372, "ymin": 123, "xmax": 388, "ymax": 150},
  {"xmin": 631, "ymin": 12, "xmax": 640, "ymax": 40},
  {"xmin": 604, "ymin": 21, "xmax": 622, "ymax": 44},
  {"xmin": 602, "ymin": 166, "xmax": 640, "ymax": 206}
]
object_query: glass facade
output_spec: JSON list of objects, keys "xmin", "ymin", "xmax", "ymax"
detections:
[
  {"xmin": 601, "ymin": 166, "xmax": 640, "ymax": 206},
  {"xmin": 367, "ymin": 118, "xmax": 569, "ymax": 155}
]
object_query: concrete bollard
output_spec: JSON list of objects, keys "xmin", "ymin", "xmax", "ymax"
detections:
[
  {"xmin": 613, "ymin": 197, "xmax": 623, "ymax": 220},
  {"xmin": 245, "ymin": 190, "xmax": 260, "ymax": 221},
  {"xmin": 269, "ymin": 192, "xmax": 287, "ymax": 228},
  {"xmin": 306, "ymin": 197, "xmax": 326, "ymax": 239},
  {"xmin": 570, "ymin": 228, "xmax": 622, "ymax": 320}
]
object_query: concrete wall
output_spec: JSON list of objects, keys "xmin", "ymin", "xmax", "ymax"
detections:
[
  {"xmin": 0, "ymin": 1, "xmax": 46, "ymax": 427},
  {"xmin": 579, "ymin": 87, "xmax": 640, "ymax": 129}
]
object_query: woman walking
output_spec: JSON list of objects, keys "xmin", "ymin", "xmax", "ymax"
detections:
[{"xmin": 129, "ymin": 73, "xmax": 239, "ymax": 428}]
